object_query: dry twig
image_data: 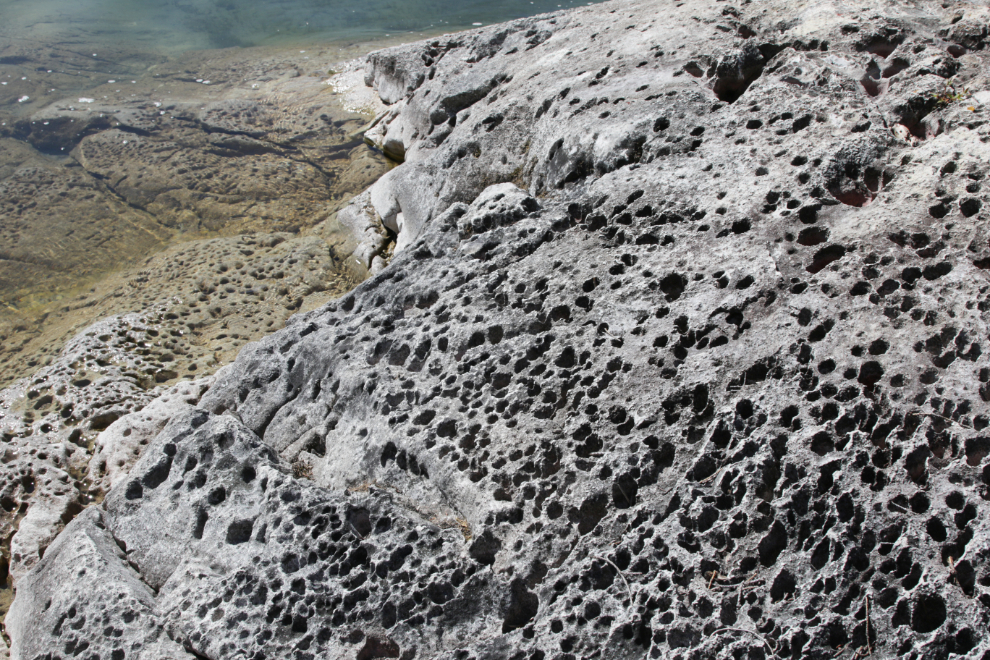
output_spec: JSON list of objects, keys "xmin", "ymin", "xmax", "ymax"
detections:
[
  {"xmin": 864, "ymin": 596, "xmax": 872, "ymax": 657},
  {"xmin": 601, "ymin": 557, "xmax": 633, "ymax": 600},
  {"xmin": 710, "ymin": 627, "xmax": 778, "ymax": 657}
]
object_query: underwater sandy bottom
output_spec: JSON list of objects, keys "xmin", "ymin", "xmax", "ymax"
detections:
[{"xmin": 0, "ymin": 0, "xmax": 607, "ymax": 387}]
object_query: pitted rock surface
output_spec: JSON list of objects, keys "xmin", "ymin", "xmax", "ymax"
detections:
[
  {"xmin": 8, "ymin": 1, "xmax": 990, "ymax": 659},
  {"xmin": 0, "ymin": 227, "xmax": 367, "ymax": 590},
  {"xmin": 6, "ymin": 507, "xmax": 196, "ymax": 660}
]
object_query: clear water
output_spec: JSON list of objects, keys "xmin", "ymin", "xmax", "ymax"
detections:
[
  {"xmin": 0, "ymin": 0, "xmax": 603, "ymax": 53},
  {"xmin": 0, "ymin": 0, "xmax": 608, "ymax": 385}
]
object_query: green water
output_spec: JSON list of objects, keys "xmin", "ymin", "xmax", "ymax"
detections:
[{"xmin": 0, "ymin": 0, "xmax": 604, "ymax": 52}]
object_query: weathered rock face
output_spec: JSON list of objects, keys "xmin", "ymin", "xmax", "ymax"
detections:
[
  {"xmin": 6, "ymin": 507, "xmax": 196, "ymax": 660},
  {"xmin": 0, "ymin": 312, "xmax": 214, "ymax": 584},
  {"xmin": 8, "ymin": 1, "xmax": 990, "ymax": 659},
  {"xmin": 0, "ymin": 227, "xmax": 368, "ymax": 582}
]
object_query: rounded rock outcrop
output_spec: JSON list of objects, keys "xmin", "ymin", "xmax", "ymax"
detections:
[{"xmin": 7, "ymin": 1, "xmax": 990, "ymax": 659}]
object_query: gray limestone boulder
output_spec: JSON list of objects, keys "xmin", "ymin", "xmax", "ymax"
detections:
[
  {"xmin": 6, "ymin": 507, "xmax": 195, "ymax": 660},
  {"xmin": 88, "ymin": 378, "xmax": 214, "ymax": 493},
  {"xmin": 336, "ymin": 190, "xmax": 390, "ymax": 270},
  {"xmin": 9, "ymin": 406, "xmax": 528, "ymax": 659},
  {"xmin": 9, "ymin": 1, "xmax": 990, "ymax": 659}
]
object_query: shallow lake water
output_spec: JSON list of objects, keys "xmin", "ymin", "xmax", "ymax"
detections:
[
  {"xmin": 0, "ymin": 0, "xmax": 603, "ymax": 53},
  {"xmin": 0, "ymin": 0, "xmax": 607, "ymax": 386}
]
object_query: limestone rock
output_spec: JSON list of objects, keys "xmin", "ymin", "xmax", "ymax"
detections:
[
  {"xmin": 89, "ymin": 378, "xmax": 214, "ymax": 493},
  {"xmin": 1, "ymin": 313, "xmax": 165, "ymax": 581},
  {"xmin": 10, "ymin": 408, "xmax": 517, "ymax": 659},
  {"xmin": 336, "ymin": 190, "xmax": 389, "ymax": 270},
  {"xmin": 368, "ymin": 163, "xmax": 442, "ymax": 254},
  {"xmin": 11, "ymin": 1, "xmax": 990, "ymax": 659},
  {"xmin": 7, "ymin": 492, "xmax": 79, "ymax": 584},
  {"xmin": 6, "ymin": 507, "xmax": 196, "ymax": 660}
]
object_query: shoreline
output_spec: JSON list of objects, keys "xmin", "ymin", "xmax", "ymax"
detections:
[
  {"xmin": 0, "ymin": 36, "xmax": 399, "ymax": 389},
  {"xmin": 0, "ymin": 7, "xmax": 584, "ymax": 388}
]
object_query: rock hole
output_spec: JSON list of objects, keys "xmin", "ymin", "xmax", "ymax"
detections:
[
  {"xmin": 124, "ymin": 481, "xmax": 143, "ymax": 500},
  {"xmin": 806, "ymin": 245, "xmax": 846, "ymax": 274},
  {"xmin": 141, "ymin": 454, "xmax": 173, "ymax": 489},
  {"xmin": 758, "ymin": 520, "xmax": 788, "ymax": 566},
  {"xmin": 469, "ymin": 529, "xmax": 502, "ymax": 565},
  {"xmin": 964, "ymin": 437, "xmax": 990, "ymax": 466},
  {"xmin": 810, "ymin": 431, "xmax": 834, "ymax": 456},
  {"xmin": 960, "ymin": 198, "xmax": 981, "ymax": 217},
  {"xmin": 193, "ymin": 508, "xmax": 208, "ymax": 540},
  {"xmin": 570, "ymin": 493, "xmax": 609, "ymax": 535},
  {"xmin": 348, "ymin": 507, "xmax": 373, "ymax": 537},
  {"xmin": 911, "ymin": 594, "xmax": 946, "ymax": 634},
  {"xmin": 711, "ymin": 43, "xmax": 776, "ymax": 104},
  {"xmin": 659, "ymin": 273, "xmax": 687, "ymax": 301},
  {"xmin": 502, "ymin": 578, "xmax": 539, "ymax": 633},
  {"xmin": 797, "ymin": 227, "xmax": 829, "ymax": 246},
  {"xmin": 226, "ymin": 519, "xmax": 254, "ymax": 544},
  {"xmin": 207, "ymin": 486, "xmax": 226, "ymax": 505},
  {"xmin": 770, "ymin": 569, "xmax": 796, "ymax": 601},
  {"xmin": 611, "ymin": 473, "xmax": 638, "ymax": 509},
  {"xmin": 356, "ymin": 636, "xmax": 401, "ymax": 660},
  {"xmin": 858, "ymin": 361, "xmax": 884, "ymax": 387}
]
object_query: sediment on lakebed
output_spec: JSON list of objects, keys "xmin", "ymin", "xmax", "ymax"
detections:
[{"xmin": 5, "ymin": 1, "xmax": 990, "ymax": 659}]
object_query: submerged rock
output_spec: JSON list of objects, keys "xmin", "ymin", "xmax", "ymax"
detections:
[
  {"xmin": 0, "ymin": 46, "xmax": 389, "ymax": 389},
  {"xmin": 7, "ymin": 0, "xmax": 990, "ymax": 658}
]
